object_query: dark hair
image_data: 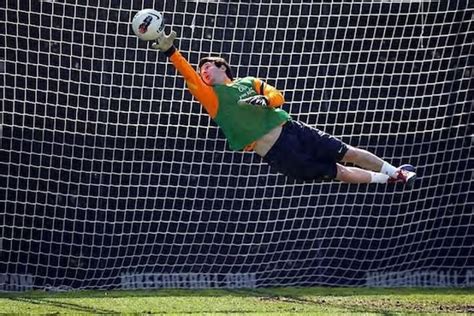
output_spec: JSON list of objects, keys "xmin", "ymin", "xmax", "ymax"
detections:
[{"xmin": 198, "ymin": 57, "xmax": 234, "ymax": 80}]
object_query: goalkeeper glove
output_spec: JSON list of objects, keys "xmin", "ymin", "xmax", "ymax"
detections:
[
  {"xmin": 151, "ymin": 30, "xmax": 177, "ymax": 56},
  {"xmin": 238, "ymin": 95, "xmax": 269, "ymax": 107}
]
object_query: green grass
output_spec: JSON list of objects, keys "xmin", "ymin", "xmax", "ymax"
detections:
[{"xmin": 0, "ymin": 287, "xmax": 473, "ymax": 315}]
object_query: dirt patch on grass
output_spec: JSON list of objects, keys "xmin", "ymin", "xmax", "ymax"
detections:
[
  {"xmin": 334, "ymin": 298, "xmax": 474, "ymax": 314},
  {"xmin": 259, "ymin": 295, "xmax": 474, "ymax": 314}
]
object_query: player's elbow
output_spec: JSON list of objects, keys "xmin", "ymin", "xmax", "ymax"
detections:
[
  {"xmin": 278, "ymin": 93, "xmax": 285, "ymax": 105},
  {"xmin": 270, "ymin": 93, "xmax": 285, "ymax": 107}
]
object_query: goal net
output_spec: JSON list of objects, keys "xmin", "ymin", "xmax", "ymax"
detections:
[{"xmin": 1, "ymin": 1, "xmax": 472, "ymax": 291}]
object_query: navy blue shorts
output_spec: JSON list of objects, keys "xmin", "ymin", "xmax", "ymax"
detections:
[{"xmin": 262, "ymin": 120, "xmax": 348, "ymax": 181}]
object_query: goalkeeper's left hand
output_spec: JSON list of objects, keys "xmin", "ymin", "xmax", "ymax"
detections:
[
  {"xmin": 151, "ymin": 30, "xmax": 177, "ymax": 55},
  {"xmin": 238, "ymin": 95, "xmax": 269, "ymax": 107}
]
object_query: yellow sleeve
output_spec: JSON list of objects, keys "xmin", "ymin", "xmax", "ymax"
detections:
[
  {"xmin": 168, "ymin": 50, "xmax": 219, "ymax": 118},
  {"xmin": 253, "ymin": 78, "xmax": 285, "ymax": 108}
]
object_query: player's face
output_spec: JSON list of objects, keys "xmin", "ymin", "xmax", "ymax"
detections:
[{"xmin": 199, "ymin": 62, "xmax": 227, "ymax": 85}]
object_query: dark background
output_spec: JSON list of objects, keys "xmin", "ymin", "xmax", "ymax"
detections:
[{"xmin": 1, "ymin": 1, "xmax": 472, "ymax": 289}]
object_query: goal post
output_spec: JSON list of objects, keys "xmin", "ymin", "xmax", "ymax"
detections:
[{"xmin": 1, "ymin": 1, "xmax": 472, "ymax": 291}]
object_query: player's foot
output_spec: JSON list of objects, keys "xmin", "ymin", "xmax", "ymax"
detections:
[
  {"xmin": 399, "ymin": 164, "xmax": 416, "ymax": 173},
  {"xmin": 388, "ymin": 165, "xmax": 417, "ymax": 187}
]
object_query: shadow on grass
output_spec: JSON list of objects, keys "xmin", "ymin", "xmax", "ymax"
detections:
[
  {"xmin": 7, "ymin": 296, "xmax": 119, "ymax": 314},
  {"xmin": 1, "ymin": 288, "xmax": 268, "ymax": 315}
]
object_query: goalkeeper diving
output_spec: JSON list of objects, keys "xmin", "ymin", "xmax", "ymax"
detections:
[{"xmin": 151, "ymin": 30, "xmax": 417, "ymax": 186}]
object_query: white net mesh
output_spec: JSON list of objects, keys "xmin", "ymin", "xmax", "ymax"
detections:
[{"xmin": 1, "ymin": 1, "xmax": 472, "ymax": 290}]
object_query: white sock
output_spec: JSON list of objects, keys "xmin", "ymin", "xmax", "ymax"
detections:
[
  {"xmin": 370, "ymin": 172, "xmax": 390, "ymax": 183},
  {"xmin": 380, "ymin": 162, "xmax": 398, "ymax": 178}
]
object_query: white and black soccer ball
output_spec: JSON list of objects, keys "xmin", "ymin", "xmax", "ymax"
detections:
[{"xmin": 131, "ymin": 9, "xmax": 165, "ymax": 41}]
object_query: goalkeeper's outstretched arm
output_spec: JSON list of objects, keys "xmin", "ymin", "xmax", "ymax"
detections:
[{"xmin": 151, "ymin": 31, "xmax": 219, "ymax": 118}]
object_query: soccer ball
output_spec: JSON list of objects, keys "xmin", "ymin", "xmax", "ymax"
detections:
[{"xmin": 131, "ymin": 9, "xmax": 165, "ymax": 41}]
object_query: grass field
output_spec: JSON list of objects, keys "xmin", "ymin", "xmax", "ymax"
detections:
[{"xmin": 0, "ymin": 287, "xmax": 473, "ymax": 315}]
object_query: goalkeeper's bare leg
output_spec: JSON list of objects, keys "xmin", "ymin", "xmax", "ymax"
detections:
[
  {"xmin": 335, "ymin": 164, "xmax": 383, "ymax": 184},
  {"xmin": 339, "ymin": 146, "xmax": 416, "ymax": 186},
  {"xmin": 341, "ymin": 146, "xmax": 391, "ymax": 173}
]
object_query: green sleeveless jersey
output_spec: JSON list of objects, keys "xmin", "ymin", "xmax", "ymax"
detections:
[{"xmin": 212, "ymin": 77, "xmax": 290, "ymax": 150}]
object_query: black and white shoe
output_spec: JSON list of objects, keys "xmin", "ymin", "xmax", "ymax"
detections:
[{"xmin": 388, "ymin": 164, "xmax": 417, "ymax": 187}]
